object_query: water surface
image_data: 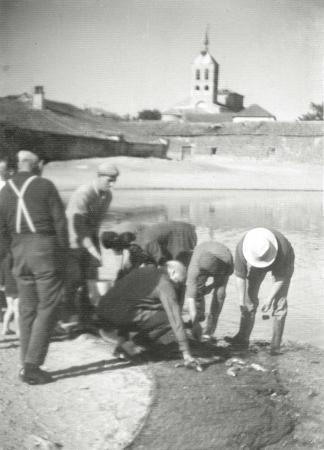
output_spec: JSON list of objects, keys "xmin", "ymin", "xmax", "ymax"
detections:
[{"xmin": 107, "ymin": 189, "xmax": 324, "ymax": 349}]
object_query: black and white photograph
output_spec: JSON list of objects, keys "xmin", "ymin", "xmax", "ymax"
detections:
[{"xmin": 0, "ymin": 0, "xmax": 323, "ymax": 448}]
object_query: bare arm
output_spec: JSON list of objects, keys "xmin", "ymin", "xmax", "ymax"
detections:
[
  {"xmin": 158, "ymin": 276, "xmax": 200, "ymax": 364},
  {"xmin": 235, "ymin": 276, "xmax": 246, "ymax": 307},
  {"xmin": 262, "ymin": 278, "xmax": 285, "ymax": 311},
  {"xmin": 82, "ymin": 236, "xmax": 101, "ymax": 261}
]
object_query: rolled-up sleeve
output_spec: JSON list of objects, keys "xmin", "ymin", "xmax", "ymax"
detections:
[{"xmin": 234, "ymin": 240, "xmax": 247, "ymax": 278}]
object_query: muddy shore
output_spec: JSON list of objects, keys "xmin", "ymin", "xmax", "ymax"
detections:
[
  {"xmin": 1, "ymin": 328, "xmax": 323, "ymax": 449},
  {"xmin": 1, "ymin": 155, "xmax": 322, "ymax": 448}
]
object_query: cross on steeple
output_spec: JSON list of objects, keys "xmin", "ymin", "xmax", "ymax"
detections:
[{"xmin": 203, "ymin": 26, "xmax": 209, "ymax": 53}]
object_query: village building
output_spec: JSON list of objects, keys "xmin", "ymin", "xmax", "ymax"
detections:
[
  {"xmin": 162, "ymin": 33, "xmax": 276, "ymax": 123},
  {"xmin": 0, "ymin": 87, "xmax": 168, "ymax": 164}
]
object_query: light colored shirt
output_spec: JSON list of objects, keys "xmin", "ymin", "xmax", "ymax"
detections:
[
  {"xmin": 185, "ymin": 241, "xmax": 233, "ymax": 299},
  {"xmin": 66, "ymin": 183, "xmax": 112, "ymax": 249},
  {"xmin": 235, "ymin": 229, "xmax": 294, "ymax": 280}
]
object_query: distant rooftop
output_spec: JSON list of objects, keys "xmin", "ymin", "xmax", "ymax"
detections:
[
  {"xmin": 234, "ymin": 104, "xmax": 275, "ymax": 118},
  {"xmin": 0, "ymin": 94, "xmax": 161, "ymax": 144}
]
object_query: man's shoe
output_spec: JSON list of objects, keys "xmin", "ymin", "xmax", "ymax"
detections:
[
  {"xmin": 113, "ymin": 341, "xmax": 145, "ymax": 363},
  {"xmin": 269, "ymin": 348, "xmax": 282, "ymax": 356},
  {"xmin": 99, "ymin": 328, "xmax": 119, "ymax": 345},
  {"xmin": 19, "ymin": 366, "xmax": 53, "ymax": 385}
]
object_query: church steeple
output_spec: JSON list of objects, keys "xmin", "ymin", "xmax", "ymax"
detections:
[
  {"xmin": 203, "ymin": 27, "xmax": 209, "ymax": 54},
  {"xmin": 191, "ymin": 28, "xmax": 219, "ymax": 109}
]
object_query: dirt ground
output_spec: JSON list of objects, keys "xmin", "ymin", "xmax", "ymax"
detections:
[
  {"xmin": 1, "ymin": 329, "xmax": 323, "ymax": 450},
  {"xmin": 0, "ymin": 330, "xmax": 153, "ymax": 450},
  {"xmin": 130, "ymin": 341, "xmax": 324, "ymax": 450}
]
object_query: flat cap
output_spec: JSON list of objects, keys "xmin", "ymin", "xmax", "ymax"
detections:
[
  {"xmin": 97, "ymin": 162, "xmax": 119, "ymax": 178},
  {"xmin": 17, "ymin": 150, "xmax": 39, "ymax": 163}
]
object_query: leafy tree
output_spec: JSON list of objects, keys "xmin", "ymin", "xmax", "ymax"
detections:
[
  {"xmin": 298, "ymin": 102, "xmax": 323, "ymax": 121},
  {"xmin": 137, "ymin": 109, "xmax": 162, "ymax": 120}
]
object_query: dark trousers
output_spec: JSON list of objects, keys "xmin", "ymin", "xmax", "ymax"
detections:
[
  {"xmin": 63, "ymin": 248, "xmax": 98, "ymax": 324},
  {"xmin": 104, "ymin": 309, "xmax": 176, "ymax": 347},
  {"xmin": 11, "ymin": 234, "xmax": 64, "ymax": 366}
]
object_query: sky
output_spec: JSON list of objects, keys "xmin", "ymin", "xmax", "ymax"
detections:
[{"xmin": 1, "ymin": 0, "xmax": 323, "ymax": 120}]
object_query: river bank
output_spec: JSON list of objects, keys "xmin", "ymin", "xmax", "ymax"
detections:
[
  {"xmin": 44, "ymin": 155, "xmax": 323, "ymax": 192},
  {"xmin": 0, "ymin": 330, "xmax": 323, "ymax": 449}
]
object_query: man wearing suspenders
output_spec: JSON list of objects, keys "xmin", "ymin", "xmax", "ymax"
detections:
[{"xmin": 0, "ymin": 151, "xmax": 68, "ymax": 384}]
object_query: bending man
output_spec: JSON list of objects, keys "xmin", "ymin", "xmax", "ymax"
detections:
[
  {"xmin": 136, "ymin": 221, "xmax": 197, "ymax": 266},
  {"xmin": 97, "ymin": 261, "xmax": 199, "ymax": 366},
  {"xmin": 185, "ymin": 241, "xmax": 233, "ymax": 342},
  {"xmin": 227, "ymin": 227, "xmax": 294, "ymax": 355}
]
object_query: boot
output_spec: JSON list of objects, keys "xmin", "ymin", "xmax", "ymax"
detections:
[
  {"xmin": 270, "ymin": 316, "xmax": 286, "ymax": 355},
  {"xmin": 204, "ymin": 313, "xmax": 219, "ymax": 339},
  {"xmin": 225, "ymin": 308, "xmax": 256, "ymax": 349}
]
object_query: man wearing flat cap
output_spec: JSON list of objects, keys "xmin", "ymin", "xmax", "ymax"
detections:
[
  {"xmin": 65, "ymin": 161, "xmax": 119, "ymax": 325},
  {"xmin": 227, "ymin": 227, "xmax": 295, "ymax": 355},
  {"xmin": 0, "ymin": 150, "xmax": 68, "ymax": 384},
  {"xmin": 184, "ymin": 241, "xmax": 233, "ymax": 342}
]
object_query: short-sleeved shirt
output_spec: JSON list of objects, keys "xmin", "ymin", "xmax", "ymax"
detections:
[
  {"xmin": 66, "ymin": 183, "xmax": 112, "ymax": 249},
  {"xmin": 234, "ymin": 228, "xmax": 294, "ymax": 280},
  {"xmin": 185, "ymin": 241, "xmax": 234, "ymax": 299}
]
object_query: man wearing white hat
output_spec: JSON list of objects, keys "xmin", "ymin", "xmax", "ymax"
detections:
[
  {"xmin": 64, "ymin": 161, "xmax": 119, "ymax": 325},
  {"xmin": 227, "ymin": 227, "xmax": 294, "ymax": 355},
  {"xmin": 0, "ymin": 150, "xmax": 68, "ymax": 384}
]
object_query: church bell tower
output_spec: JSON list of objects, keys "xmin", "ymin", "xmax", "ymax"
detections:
[{"xmin": 190, "ymin": 31, "xmax": 219, "ymax": 111}]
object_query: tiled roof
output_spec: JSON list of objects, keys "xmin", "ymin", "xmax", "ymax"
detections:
[
  {"xmin": 0, "ymin": 96, "xmax": 161, "ymax": 144},
  {"xmin": 234, "ymin": 104, "xmax": 275, "ymax": 118}
]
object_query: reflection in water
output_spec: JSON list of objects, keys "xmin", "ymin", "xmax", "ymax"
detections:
[
  {"xmin": 63, "ymin": 188, "xmax": 324, "ymax": 349},
  {"xmin": 109, "ymin": 189, "xmax": 324, "ymax": 349}
]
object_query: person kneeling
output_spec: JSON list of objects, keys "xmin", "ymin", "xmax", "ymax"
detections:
[{"xmin": 97, "ymin": 260, "xmax": 198, "ymax": 366}]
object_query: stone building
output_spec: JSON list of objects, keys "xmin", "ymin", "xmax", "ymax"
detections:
[{"xmin": 162, "ymin": 32, "xmax": 275, "ymax": 123}]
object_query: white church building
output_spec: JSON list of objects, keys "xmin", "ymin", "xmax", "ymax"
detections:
[{"xmin": 162, "ymin": 33, "xmax": 276, "ymax": 123}]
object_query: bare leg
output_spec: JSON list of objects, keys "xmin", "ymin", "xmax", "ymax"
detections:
[
  {"xmin": 2, "ymin": 297, "xmax": 14, "ymax": 335},
  {"xmin": 13, "ymin": 298, "xmax": 20, "ymax": 337}
]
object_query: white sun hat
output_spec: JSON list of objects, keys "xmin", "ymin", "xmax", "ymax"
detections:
[{"xmin": 242, "ymin": 228, "xmax": 278, "ymax": 268}]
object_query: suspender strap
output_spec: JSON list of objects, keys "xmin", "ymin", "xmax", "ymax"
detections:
[{"xmin": 8, "ymin": 176, "xmax": 37, "ymax": 233}]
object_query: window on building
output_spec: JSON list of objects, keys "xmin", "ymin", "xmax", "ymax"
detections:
[
  {"xmin": 205, "ymin": 69, "xmax": 209, "ymax": 80},
  {"xmin": 195, "ymin": 85, "xmax": 200, "ymax": 90},
  {"xmin": 196, "ymin": 69, "xmax": 200, "ymax": 80},
  {"xmin": 204, "ymin": 85, "xmax": 209, "ymax": 90}
]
